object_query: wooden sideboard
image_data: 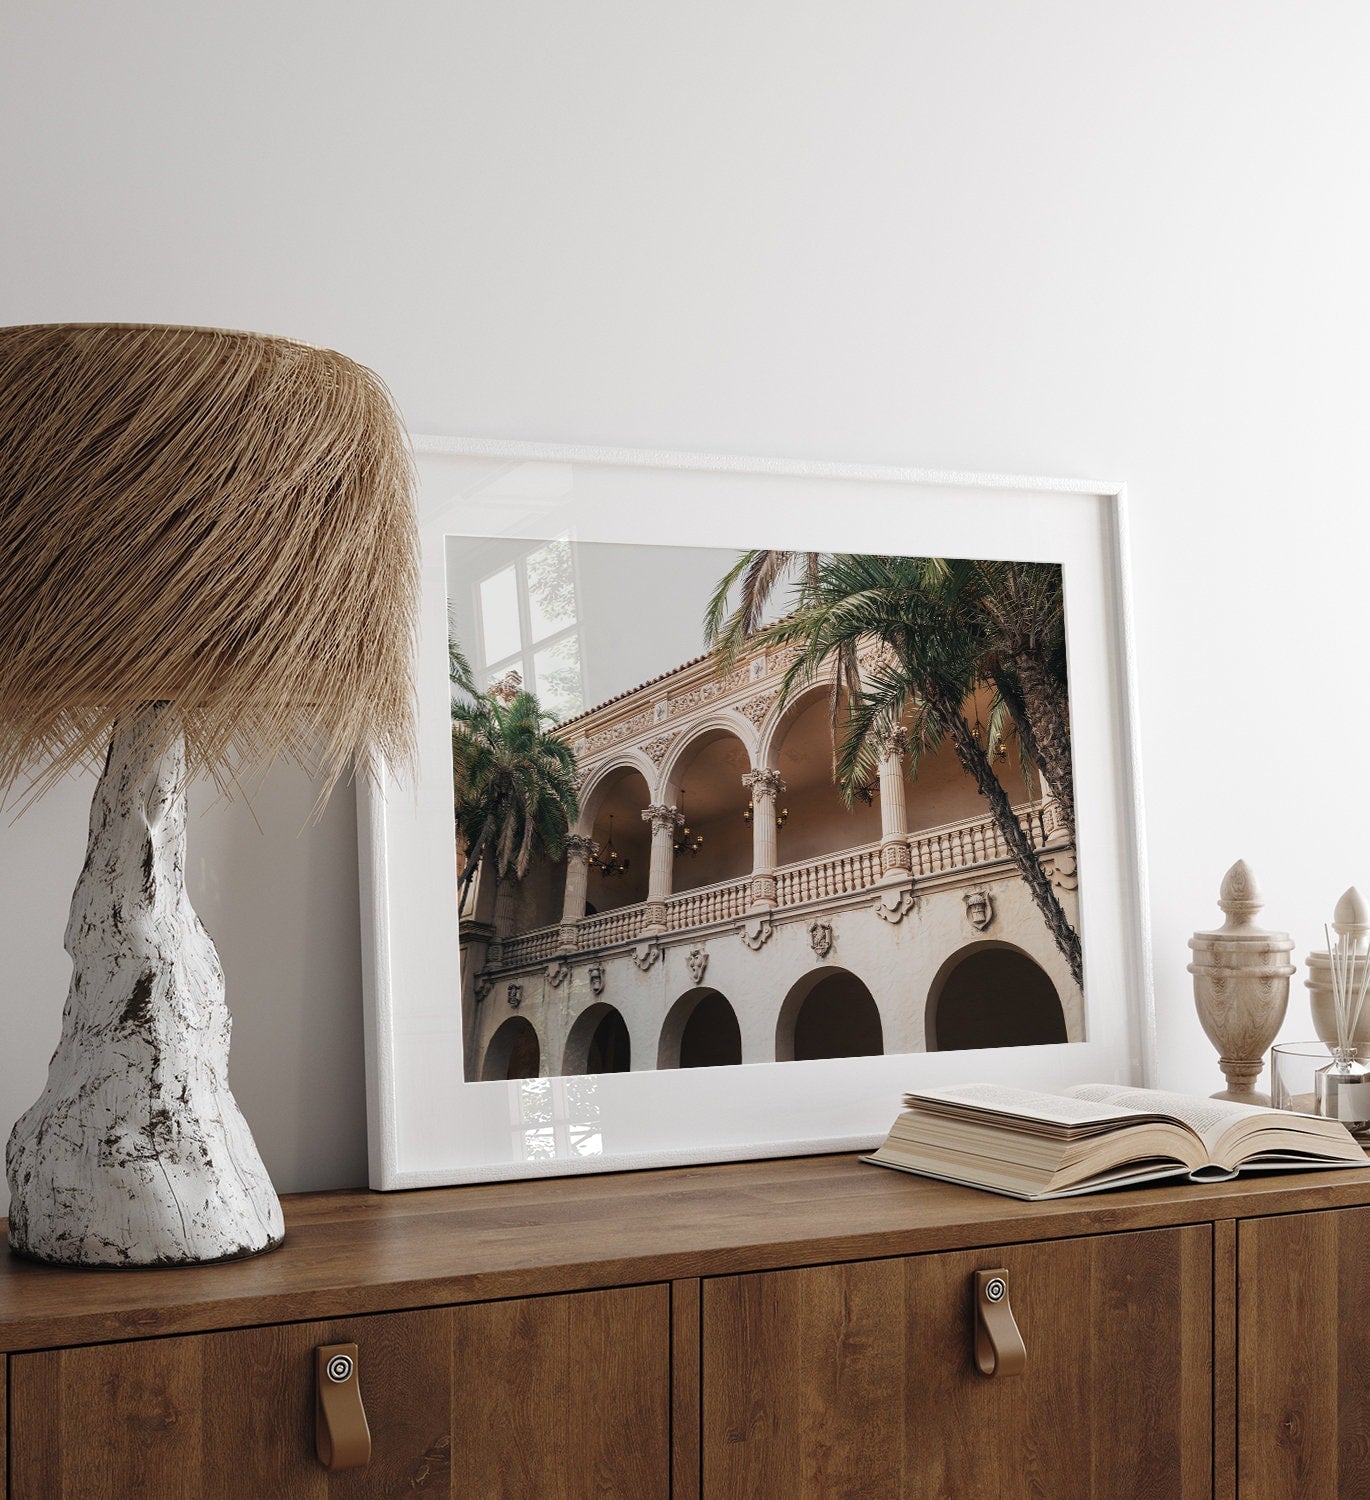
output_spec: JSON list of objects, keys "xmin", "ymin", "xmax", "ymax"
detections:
[{"xmin": 2, "ymin": 1153, "xmax": 1370, "ymax": 1497}]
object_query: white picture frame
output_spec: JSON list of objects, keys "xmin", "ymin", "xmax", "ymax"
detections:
[{"xmin": 360, "ymin": 438, "xmax": 1153, "ymax": 1190}]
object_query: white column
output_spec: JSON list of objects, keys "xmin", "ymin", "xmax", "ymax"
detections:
[
  {"xmin": 641, "ymin": 804, "xmax": 682, "ymax": 932},
  {"xmin": 743, "ymin": 768, "xmax": 786, "ymax": 909},
  {"xmin": 559, "ymin": 834, "xmax": 599, "ymax": 948},
  {"xmin": 877, "ymin": 726, "xmax": 912, "ymax": 878}
]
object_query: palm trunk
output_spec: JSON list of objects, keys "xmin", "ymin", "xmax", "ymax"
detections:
[
  {"xmin": 1006, "ymin": 649, "xmax": 1075, "ymax": 840},
  {"xmin": 992, "ymin": 664, "xmax": 1074, "ymax": 844},
  {"xmin": 937, "ymin": 692, "xmax": 1082, "ymax": 987},
  {"xmin": 456, "ymin": 819, "xmax": 494, "ymax": 911}
]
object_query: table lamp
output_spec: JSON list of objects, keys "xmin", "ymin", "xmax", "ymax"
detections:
[{"xmin": 0, "ymin": 323, "xmax": 417, "ymax": 1265}]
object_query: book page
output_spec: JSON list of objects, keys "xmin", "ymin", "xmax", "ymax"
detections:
[
  {"xmin": 905, "ymin": 1082, "xmax": 1150, "ymax": 1128},
  {"xmin": 1062, "ymin": 1085, "xmax": 1266, "ymax": 1153}
]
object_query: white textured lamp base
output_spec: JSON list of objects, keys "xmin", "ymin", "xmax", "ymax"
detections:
[{"xmin": 6, "ymin": 709, "xmax": 284, "ymax": 1266}]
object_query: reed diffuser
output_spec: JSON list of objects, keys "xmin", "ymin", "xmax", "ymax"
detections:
[{"xmin": 1316, "ymin": 888, "xmax": 1370, "ymax": 1135}]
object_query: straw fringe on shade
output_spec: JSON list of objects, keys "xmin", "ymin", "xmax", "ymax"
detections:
[{"xmin": 0, "ymin": 323, "xmax": 419, "ymax": 805}]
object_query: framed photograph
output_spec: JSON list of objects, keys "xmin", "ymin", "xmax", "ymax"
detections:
[{"xmin": 360, "ymin": 439, "xmax": 1152, "ymax": 1189}]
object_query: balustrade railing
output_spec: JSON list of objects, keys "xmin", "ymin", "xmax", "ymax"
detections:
[
  {"xmin": 665, "ymin": 878, "xmax": 751, "ymax": 931},
  {"xmin": 487, "ymin": 799, "xmax": 1064, "ymax": 970},
  {"xmin": 907, "ymin": 799, "xmax": 1057, "ymax": 878},
  {"xmin": 577, "ymin": 906, "xmax": 645, "ymax": 949},
  {"xmin": 773, "ymin": 844, "xmax": 883, "ymax": 905},
  {"xmin": 498, "ymin": 924, "xmax": 560, "ymax": 969}
]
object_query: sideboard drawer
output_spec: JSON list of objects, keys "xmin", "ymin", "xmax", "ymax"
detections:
[
  {"xmin": 702, "ymin": 1224, "xmax": 1212, "ymax": 1499},
  {"xmin": 9, "ymin": 1283, "xmax": 669, "ymax": 1498}
]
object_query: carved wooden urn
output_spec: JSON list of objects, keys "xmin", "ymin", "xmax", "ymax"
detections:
[{"xmin": 1187, "ymin": 861, "xmax": 1295, "ymax": 1105}]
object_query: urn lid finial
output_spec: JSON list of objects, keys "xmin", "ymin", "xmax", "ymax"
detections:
[
  {"xmin": 1217, "ymin": 859, "xmax": 1262, "ymax": 929},
  {"xmin": 1333, "ymin": 886, "xmax": 1370, "ymax": 952}
]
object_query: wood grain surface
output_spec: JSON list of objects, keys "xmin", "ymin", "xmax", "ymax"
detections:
[
  {"xmin": 9, "ymin": 1284, "xmax": 669, "ymax": 1499},
  {"xmin": 702, "ymin": 1224, "xmax": 1213, "ymax": 1499},
  {"xmin": 1213, "ymin": 1216, "xmax": 1237, "ymax": 1500},
  {"xmin": 672, "ymin": 1279, "xmax": 702, "ymax": 1500},
  {"xmin": 1237, "ymin": 1205, "xmax": 1370, "ymax": 1498},
  {"xmin": 0, "ymin": 1153, "xmax": 1366, "ymax": 1354}
]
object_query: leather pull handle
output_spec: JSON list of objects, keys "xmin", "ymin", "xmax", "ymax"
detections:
[
  {"xmin": 315, "ymin": 1343, "xmax": 372, "ymax": 1470},
  {"xmin": 974, "ymin": 1269, "xmax": 1027, "ymax": 1378}
]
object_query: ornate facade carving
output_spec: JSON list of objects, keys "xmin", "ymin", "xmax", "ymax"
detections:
[
  {"xmin": 632, "ymin": 938, "xmax": 663, "ymax": 972},
  {"xmin": 665, "ymin": 668, "xmax": 749, "ymax": 719},
  {"xmin": 474, "ymin": 970, "xmax": 495, "ymax": 1002},
  {"xmin": 808, "ymin": 919, "xmax": 834, "ymax": 959},
  {"xmin": 642, "ymin": 732, "xmax": 679, "ymax": 766},
  {"xmin": 545, "ymin": 957, "xmax": 571, "ymax": 988},
  {"xmin": 742, "ymin": 768, "xmax": 786, "ymax": 799},
  {"xmin": 1044, "ymin": 850, "xmax": 1079, "ymax": 891},
  {"xmin": 687, "ymin": 947, "xmax": 709, "ymax": 984},
  {"xmin": 738, "ymin": 691, "xmax": 778, "ymax": 728},
  {"xmin": 740, "ymin": 914, "xmax": 774, "ymax": 951},
  {"xmin": 587, "ymin": 961, "xmax": 605, "ymax": 996},
  {"xmin": 564, "ymin": 834, "xmax": 599, "ymax": 863},
  {"xmin": 963, "ymin": 888, "xmax": 995, "ymax": 932},
  {"xmin": 506, "ymin": 982, "xmax": 523, "ymax": 1008},
  {"xmin": 873, "ymin": 885, "xmax": 916, "ymax": 924},
  {"xmin": 880, "ymin": 840, "xmax": 913, "ymax": 874}
]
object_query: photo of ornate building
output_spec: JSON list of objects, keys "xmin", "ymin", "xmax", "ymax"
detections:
[{"xmin": 450, "ymin": 539, "xmax": 1082, "ymax": 1083}]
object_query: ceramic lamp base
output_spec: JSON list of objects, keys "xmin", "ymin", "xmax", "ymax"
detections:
[{"xmin": 5, "ymin": 707, "xmax": 283, "ymax": 1267}]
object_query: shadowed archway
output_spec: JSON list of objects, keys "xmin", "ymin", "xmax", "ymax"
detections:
[
  {"xmin": 658, "ymin": 987, "xmax": 742, "ymax": 1069},
  {"xmin": 775, "ymin": 966, "xmax": 883, "ymax": 1063},
  {"xmin": 481, "ymin": 1015, "xmax": 542, "ymax": 1081},
  {"xmin": 925, "ymin": 942, "xmax": 1067, "ymax": 1051}
]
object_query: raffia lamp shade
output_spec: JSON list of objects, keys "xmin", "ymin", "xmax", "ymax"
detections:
[{"xmin": 0, "ymin": 324, "xmax": 419, "ymax": 1265}]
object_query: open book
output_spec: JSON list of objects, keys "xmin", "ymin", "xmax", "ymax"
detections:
[{"xmin": 863, "ymin": 1082, "xmax": 1369, "ymax": 1200}]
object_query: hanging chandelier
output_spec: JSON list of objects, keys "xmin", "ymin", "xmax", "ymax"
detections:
[
  {"xmin": 743, "ymin": 799, "xmax": 789, "ymax": 831},
  {"xmin": 594, "ymin": 815, "xmax": 630, "ymax": 878},
  {"xmin": 674, "ymin": 791, "xmax": 704, "ymax": 857}
]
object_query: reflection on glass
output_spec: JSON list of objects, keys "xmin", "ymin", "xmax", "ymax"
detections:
[
  {"xmin": 515, "ymin": 1076, "xmax": 603, "ymax": 1163},
  {"xmin": 479, "ymin": 565, "xmax": 521, "ymax": 664},
  {"xmin": 533, "ymin": 635, "xmax": 584, "ymax": 722},
  {"xmin": 527, "ymin": 538, "xmax": 576, "ymax": 638}
]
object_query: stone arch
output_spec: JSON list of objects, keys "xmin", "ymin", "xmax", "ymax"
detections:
[
  {"xmin": 563, "ymin": 1001, "xmax": 632, "ymax": 1076},
  {"xmin": 658, "ymin": 719, "xmax": 756, "ymax": 894},
  {"xmin": 576, "ymin": 749, "xmax": 658, "ymax": 835},
  {"xmin": 925, "ymin": 940, "xmax": 1067, "ymax": 1051},
  {"xmin": 480, "ymin": 1015, "xmax": 542, "ymax": 1081},
  {"xmin": 577, "ymin": 761, "xmax": 652, "ymax": 913},
  {"xmin": 658, "ymin": 987, "xmax": 742, "ymax": 1069},
  {"xmin": 775, "ymin": 965, "xmax": 884, "ymax": 1063},
  {"xmin": 760, "ymin": 679, "xmax": 882, "ymax": 864},
  {"xmin": 658, "ymin": 711, "xmax": 760, "ymax": 798},
  {"xmin": 755, "ymin": 678, "xmax": 835, "ymax": 771}
]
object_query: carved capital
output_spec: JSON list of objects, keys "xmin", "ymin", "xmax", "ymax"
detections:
[
  {"xmin": 643, "ymin": 803, "xmax": 684, "ymax": 835},
  {"xmin": 742, "ymin": 768, "xmax": 786, "ymax": 801},
  {"xmin": 564, "ymin": 834, "xmax": 599, "ymax": 864},
  {"xmin": 877, "ymin": 725, "xmax": 910, "ymax": 761}
]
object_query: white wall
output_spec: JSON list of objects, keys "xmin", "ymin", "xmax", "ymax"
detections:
[{"xmin": 3, "ymin": 2, "xmax": 1367, "ymax": 1208}]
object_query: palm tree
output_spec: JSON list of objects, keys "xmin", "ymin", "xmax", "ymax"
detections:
[
  {"xmin": 735, "ymin": 554, "xmax": 1082, "ymax": 986},
  {"xmin": 941, "ymin": 558, "xmax": 1074, "ymax": 843},
  {"xmin": 450, "ymin": 644, "xmax": 579, "ymax": 912}
]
